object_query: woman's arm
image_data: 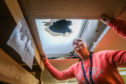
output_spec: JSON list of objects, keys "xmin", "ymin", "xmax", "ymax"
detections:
[
  {"xmin": 105, "ymin": 50, "xmax": 126, "ymax": 67},
  {"xmin": 41, "ymin": 53, "xmax": 75, "ymax": 80},
  {"xmin": 100, "ymin": 15, "xmax": 126, "ymax": 67},
  {"xmin": 100, "ymin": 15, "xmax": 126, "ymax": 39}
]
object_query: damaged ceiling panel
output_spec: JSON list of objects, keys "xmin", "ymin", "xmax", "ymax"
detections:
[
  {"xmin": 35, "ymin": 19, "xmax": 109, "ymax": 58},
  {"xmin": 35, "ymin": 19, "xmax": 85, "ymax": 58}
]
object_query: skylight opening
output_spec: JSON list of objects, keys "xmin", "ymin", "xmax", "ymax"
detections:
[{"xmin": 35, "ymin": 19, "xmax": 85, "ymax": 58}]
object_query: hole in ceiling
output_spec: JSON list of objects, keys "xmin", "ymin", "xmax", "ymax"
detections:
[
  {"xmin": 35, "ymin": 19, "xmax": 108, "ymax": 59},
  {"xmin": 35, "ymin": 19, "xmax": 84, "ymax": 58},
  {"xmin": 49, "ymin": 19, "xmax": 72, "ymax": 34}
]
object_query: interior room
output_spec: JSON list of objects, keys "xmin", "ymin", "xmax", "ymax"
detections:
[{"xmin": 0, "ymin": 0, "xmax": 126, "ymax": 84}]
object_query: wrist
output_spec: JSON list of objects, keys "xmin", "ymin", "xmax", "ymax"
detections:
[
  {"xmin": 100, "ymin": 14, "xmax": 112, "ymax": 25},
  {"xmin": 40, "ymin": 55, "xmax": 47, "ymax": 61}
]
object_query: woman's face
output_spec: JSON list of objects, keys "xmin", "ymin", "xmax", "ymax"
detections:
[
  {"xmin": 73, "ymin": 38, "xmax": 89, "ymax": 60},
  {"xmin": 73, "ymin": 38, "xmax": 86, "ymax": 54}
]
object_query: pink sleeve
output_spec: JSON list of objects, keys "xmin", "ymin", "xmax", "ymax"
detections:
[
  {"xmin": 106, "ymin": 50, "xmax": 126, "ymax": 67},
  {"xmin": 43, "ymin": 59, "xmax": 75, "ymax": 80},
  {"xmin": 107, "ymin": 18, "xmax": 126, "ymax": 39}
]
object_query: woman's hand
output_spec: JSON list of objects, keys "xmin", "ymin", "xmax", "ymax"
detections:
[
  {"xmin": 100, "ymin": 14, "xmax": 112, "ymax": 25},
  {"xmin": 40, "ymin": 54, "xmax": 47, "ymax": 61},
  {"xmin": 40, "ymin": 46, "xmax": 47, "ymax": 61}
]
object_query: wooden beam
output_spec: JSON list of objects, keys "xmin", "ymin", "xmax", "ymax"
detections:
[
  {"xmin": 4, "ymin": 0, "xmax": 23, "ymax": 23},
  {"xmin": 0, "ymin": 48, "xmax": 39, "ymax": 84},
  {"xmin": 4, "ymin": 0, "xmax": 45, "ymax": 71},
  {"xmin": 20, "ymin": 0, "xmax": 126, "ymax": 19}
]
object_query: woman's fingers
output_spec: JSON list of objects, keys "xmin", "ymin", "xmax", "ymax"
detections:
[{"xmin": 100, "ymin": 14, "xmax": 111, "ymax": 25}]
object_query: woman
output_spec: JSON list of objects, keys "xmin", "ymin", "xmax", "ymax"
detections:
[{"xmin": 41, "ymin": 15, "xmax": 126, "ymax": 84}]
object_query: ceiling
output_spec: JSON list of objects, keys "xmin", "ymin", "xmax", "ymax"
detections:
[
  {"xmin": 17, "ymin": 0, "xmax": 126, "ymax": 56},
  {"xmin": 19, "ymin": 0, "xmax": 126, "ymax": 19}
]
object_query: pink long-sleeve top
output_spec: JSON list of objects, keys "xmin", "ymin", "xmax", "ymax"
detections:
[{"xmin": 43, "ymin": 18, "xmax": 126, "ymax": 84}]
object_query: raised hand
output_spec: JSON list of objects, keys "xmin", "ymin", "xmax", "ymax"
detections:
[{"xmin": 100, "ymin": 14, "xmax": 112, "ymax": 25}]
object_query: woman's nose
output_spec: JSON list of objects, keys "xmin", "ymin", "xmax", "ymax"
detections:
[
  {"xmin": 74, "ymin": 41, "xmax": 78, "ymax": 44},
  {"xmin": 75, "ymin": 41, "xmax": 81, "ymax": 45}
]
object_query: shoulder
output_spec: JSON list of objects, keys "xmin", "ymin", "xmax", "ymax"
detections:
[
  {"xmin": 92, "ymin": 50, "xmax": 125, "ymax": 61},
  {"xmin": 93, "ymin": 50, "xmax": 111, "ymax": 56},
  {"xmin": 92, "ymin": 50, "xmax": 116, "ymax": 60},
  {"xmin": 93, "ymin": 50, "xmax": 125, "ymax": 56},
  {"xmin": 70, "ymin": 61, "xmax": 81, "ymax": 70},
  {"xmin": 71, "ymin": 62, "xmax": 80, "ymax": 67}
]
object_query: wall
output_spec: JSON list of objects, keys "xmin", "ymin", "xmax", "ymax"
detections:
[{"xmin": 94, "ymin": 28, "xmax": 126, "ymax": 52}]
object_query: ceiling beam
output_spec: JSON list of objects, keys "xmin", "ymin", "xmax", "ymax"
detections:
[
  {"xmin": 4, "ymin": 0, "xmax": 45, "ymax": 71},
  {"xmin": 20, "ymin": 0, "xmax": 126, "ymax": 19},
  {"xmin": 0, "ymin": 48, "xmax": 39, "ymax": 84}
]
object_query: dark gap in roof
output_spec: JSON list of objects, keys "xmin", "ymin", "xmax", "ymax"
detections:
[{"xmin": 49, "ymin": 19, "xmax": 72, "ymax": 34}]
